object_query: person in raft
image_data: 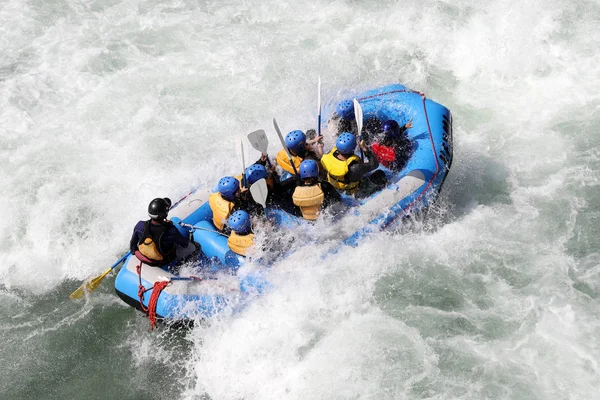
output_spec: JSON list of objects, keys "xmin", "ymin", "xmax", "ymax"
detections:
[
  {"xmin": 129, "ymin": 198, "xmax": 192, "ymax": 267},
  {"xmin": 239, "ymin": 163, "xmax": 271, "ymax": 216},
  {"xmin": 208, "ymin": 176, "xmax": 247, "ymax": 233},
  {"xmin": 292, "ymin": 159, "xmax": 342, "ymax": 221},
  {"xmin": 328, "ymin": 99, "xmax": 382, "ymax": 143},
  {"xmin": 275, "ymin": 129, "xmax": 324, "ymax": 178},
  {"xmin": 227, "ymin": 210, "xmax": 255, "ymax": 257},
  {"xmin": 320, "ymin": 132, "xmax": 387, "ymax": 196},
  {"xmin": 370, "ymin": 119, "xmax": 413, "ymax": 171}
]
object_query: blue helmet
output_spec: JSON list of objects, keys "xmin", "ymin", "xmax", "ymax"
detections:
[
  {"xmin": 336, "ymin": 100, "xmax": 354, "ymax": 120},
  {"xmin": 299, "ymin": 159, "xmax": 319, "ymax": 180},
  {"xmin": 218, "ymin": 176, "xmax": 240, "ymax": 201},
  {"xmin": 382, "ymin": 120, "xmax": 401, "ymax": 138},
  {"xmin": 285, "ymin": 130, "xmax": 306, "ymax": 155},
  {"xmin": 245, "ymin": 164, "xmax": 267, "ymax": 185},
  {"xmin": 228, "ymin": 210, "xmax": 252, "ymax": 234},
  {"xmin": 336, "ymin": 132, "xmax": 357, "ymax": 155}
]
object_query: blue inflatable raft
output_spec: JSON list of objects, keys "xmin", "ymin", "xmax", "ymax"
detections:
[{"xmin": 114, "ymin": 83, "xmax": 453, "ymax": 323}]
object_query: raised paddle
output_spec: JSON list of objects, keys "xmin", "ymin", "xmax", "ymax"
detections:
[
  {"xmin": 273, "ymin": 118, "xmax": 300, "ymax": 179},
  {"xmin": 236, "ymin": 135, "xmax": 247, "ymax": 188},
  {"xmin": 353, "ymin": 98, "xmax": 365, "ymax": 162},
  {"xmin": 247, "ymin": 129, "xmax": 272, "ymax": 167},
  {"xmin": 69, "ymin": 252, "xmax": 130, "ymax": 299},
  {"xmin": 317, "ymin": 77, "xmax": 322, "ymax": 137},
  {"xmin": 249, "ymin": 178, "xmax": 268, "ymax": 208}
]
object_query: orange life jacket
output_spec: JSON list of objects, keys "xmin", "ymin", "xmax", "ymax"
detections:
[
  {"xmin": 292, "ymin": 184, "xmax": 325, "ymax": 220},
  {"xmin": 208, "ymin": 192, "xmax": 234, "ymax": 230},
  {"xmin": 227, "ymin": 232, "xmax": 255, "ymax": 256},
  {"xmin": 136, "ymin": 220, "xmax": 170, "ymax": 266},
  {"xmin": 276, "ymin": 149, "xmax": 303, "ymax": 175}
]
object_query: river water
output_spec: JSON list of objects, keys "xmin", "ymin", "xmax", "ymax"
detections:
[{"xmin": 1, "ymin": 0, "xmax": 599, "ymax": 399}]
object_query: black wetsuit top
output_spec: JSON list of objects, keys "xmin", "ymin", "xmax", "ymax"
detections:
[{"xmin": 129, "ymin": 220, "xmax": 189, "ymax": 263}]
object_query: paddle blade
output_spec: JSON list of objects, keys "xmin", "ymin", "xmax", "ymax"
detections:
[
  {"xmin": 247, "ymin": 129, "xmax": 269, "ymax": 154},
  {"xmin": 249, "ymin": 178, "xmax": 268, "ymax": 208},
  {"xmin": 273, "ymin": 118, "xmax": 290, "ymax": 158},
  {"xmin": 353, "ymin": 98, "xmax": 363, "ymax": 136},
  {"xmin": 69, "ymin": 267, "xmax": 112, "ymax": 300}
]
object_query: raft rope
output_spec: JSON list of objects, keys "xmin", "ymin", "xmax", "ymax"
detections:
[
  {"xmin": 135, "ymin": 262, "xmax": 205, "ymax": 331},
  {"xmin": 136, "ymin": 262, "xmax": 170, "ymax": 331}
]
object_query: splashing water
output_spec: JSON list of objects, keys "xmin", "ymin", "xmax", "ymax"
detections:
[{"xmin": 1, "ymin": 0, "xmax": 599, "ymax": 399}]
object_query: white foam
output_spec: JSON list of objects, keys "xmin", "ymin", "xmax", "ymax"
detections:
[{"xmin": 1, "ymin": 0, "xmax": 600, "ymax": 397}]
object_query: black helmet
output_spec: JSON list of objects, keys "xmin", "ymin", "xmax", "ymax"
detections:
[{"xmin": 148, "ymin": 198, "xmax": 171, "ymax": 220}]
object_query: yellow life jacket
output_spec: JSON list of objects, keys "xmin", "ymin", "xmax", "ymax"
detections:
[
  {"xmin": 292, "ymin": 184, "xmax": 325, "ymax": 220},
  {"xmin": 137, "ymin": 220, "xmax": 170, "ymax": 264},
  {"xmin": 227, "ymin": 232, "xmax": 255, "ymax": 256},
  {"xmin": 276, "ymin": 149, "xmax": 303, "ymax": 175},
  {"xmin": 208, "ymin": 192, "xmax": 234, "ymax": 231},
  {"xmin": 320, "ymin": 147, "xmax": 361, "ymax": 192}
]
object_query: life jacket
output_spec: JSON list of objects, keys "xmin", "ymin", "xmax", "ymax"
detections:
[
  {"xmin": 292, "ymin": 184, "xmax": 325, "ymax": 220},
  {"xmin": 208, "ymin": 192, "xmax": 234, "ymax": 231},
  {"xmin": 276, "ymin": 149, "xmax": 303, "ymax": 175},
  {"xmin": 136, "ymin": 220, "xmax": 171, "ymax": 266},
  {"xmin": 233, "ymin": 174, "xmax": 244, "ymax": 186},
  {"xmin": 371, "ymin": 142, "xmax": 397, "ymax": 168},
  {"xmin": 320, "ymin": 147, "xmax": 361, "ymax": 192},
  {"xmin": 227, "ymin": 232, "xmax": 255, "ymax": 256}
]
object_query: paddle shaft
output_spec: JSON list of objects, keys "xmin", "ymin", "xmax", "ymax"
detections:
[
  {"xmin": 272, "ymin": 118, "xmax": 300, "ymax": 179},
  {"xmin": 317, "ymin": 77, "xmax": 322, "ymax": 137},
  {"xmin": 69, "ymin": 251, "xmax": 130, "ymax": 299},
  {"xmin": 239, "ymin": 137, "xmax": 247, "ymax": 188}
]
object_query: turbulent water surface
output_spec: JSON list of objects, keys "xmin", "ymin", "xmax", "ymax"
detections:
[{"xmin": 1, "ymin": 0, "xmax": 600, "ymax": 399}]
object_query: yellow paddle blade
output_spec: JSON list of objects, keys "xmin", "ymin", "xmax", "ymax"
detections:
[{"xmin": 69, "ymin": 267, "xmax": 112, "ymax": 300}]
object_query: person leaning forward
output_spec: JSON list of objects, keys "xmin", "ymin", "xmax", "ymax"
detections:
[
  {"xmin": 275, "ymin": 129, "xmax": 324, "ymax": 177},
  {"xmin": 320, "ymin": 132, "xmax": 386, "ymax": 196}
]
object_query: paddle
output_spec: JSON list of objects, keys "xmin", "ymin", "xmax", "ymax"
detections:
[
  {"xmin": 273, "ymin": 118, "xmax": 301, "ymax": 179},
  {"xmin": 236, "ymin": 135, "xmax": 247, "ymax": 188},
  {"xmin": 353, "ymin": 98, "xmax": 364, "ymax": 162},
  {"xmin": 317, "ymin": 77, "xmax": 322, "ymax": 137},
  {"xmin": 69, "ymin": 252, "xmax": 130, "ymax": 299},
  {"xmin": 247, "ymin": 129, "xmax": 272, "ymax": 167},
  {"xmin": 249, "ymin": 178, "xmax": 268, "ymax": 208}
]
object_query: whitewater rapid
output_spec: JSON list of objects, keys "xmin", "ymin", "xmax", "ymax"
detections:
[{"xmin": 1, "ymin": 0, "xmax": 599, "ymax": 399}]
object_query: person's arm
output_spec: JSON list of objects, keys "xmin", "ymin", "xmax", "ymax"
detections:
[
  {"xmin": 401, "ymin": 119, "xmax": 413, "ymax": 133},
  {"xmin": 320, "ymin": 182, "xmax": 342, "ymax": 207},
  {"xmin": 129, "ymin": 221, "xmax": 144, "ymax": 253},
  {"xmin": 346, "ymin": 144, "xmax": 379, "ymax": 182},
  {"xmin": 306, "ymin": 137, "xmax": 324, "ymax": 159},
  {"xmin": 170, "ymin": 224, "xmax": 190, "ymax": 247},
  {"xmin": 253, "ymin": 153, "xmax": 272, "ymax": 167}
]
